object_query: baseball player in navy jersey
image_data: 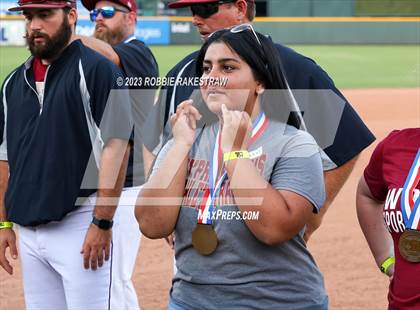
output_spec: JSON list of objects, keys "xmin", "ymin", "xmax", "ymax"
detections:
[
  {"xmin": 142, "ymin": 0, "xmax": 375, "ymax": 243},
  {"xmin": 0, "ymin": 0, "xmax": 134, "ymax": 309},
  {"xmin": 76, "ymin": 0, "xmax": 159, "ymax": 308}
]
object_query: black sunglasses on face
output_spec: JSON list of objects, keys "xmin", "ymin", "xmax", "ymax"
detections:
[{"xmin": 190, "ymin": 0, "xmax": 237, "ymax": 19}]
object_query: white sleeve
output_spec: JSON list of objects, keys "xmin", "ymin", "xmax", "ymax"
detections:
[{"xmin": 0, "ymin": 71, "xmax": 16, "ymax": 161}]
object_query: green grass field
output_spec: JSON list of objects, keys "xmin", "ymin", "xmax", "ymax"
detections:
[{"xmin": 1, "ymin": 45, "xmax": 419, "ymax": 88}]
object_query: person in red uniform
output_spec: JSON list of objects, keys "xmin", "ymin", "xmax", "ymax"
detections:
[{"xmin": 357, "ymin": 128, "xmax": 420, "ymax": 309}]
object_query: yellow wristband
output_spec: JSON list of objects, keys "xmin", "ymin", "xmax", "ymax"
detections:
[
  {"xmin": 223, "ymin": 150, "xmax": 250, "ymax": 162},
  {"xmin": 380, "ymin": 256, "xmax": 395, "ymax": 274},
  {"xmin": 0, "ymin": 221, "xmax": 13, "ymax": 229}
]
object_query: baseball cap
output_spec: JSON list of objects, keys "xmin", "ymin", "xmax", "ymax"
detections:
[
  {"xmin": 9, "ymin": 0, "xmax": 76, "ymax": 12},
  {"xmin": 169, "ymin": 0, "xmax": 254, "ymax": 9},
  {"xmin": 81, "ymin": 0, "xmax": 137, "ymax": 12}
]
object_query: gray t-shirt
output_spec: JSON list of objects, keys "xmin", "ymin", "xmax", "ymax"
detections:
[{"xmin": 152, "ymin": 121, "xmax": 327, "ymax": 309}]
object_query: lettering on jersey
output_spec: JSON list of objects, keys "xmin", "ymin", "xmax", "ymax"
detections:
[
  {"xmin": 383, "ymin": 188, "xmax": 420, "ymax": 233},
  {"xmin": 384, "ymin": 188, "xmax": 402, "ymax": 210},
  {"xmin": 183, "ymin": 155, "xmax": 267, "ymax": 209}
]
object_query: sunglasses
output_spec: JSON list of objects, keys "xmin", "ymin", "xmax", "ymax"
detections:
[
  {"xmin": 90, "ymin": 6, "xmax": 128, "ymax": 22},
  {"xmin": 209, "ymin": 23, "xmax": 262, "ymax": 46},
  {"xmin": 208, "ymin": 23, "xmax": 267, "ymax": 67},
  {"xmin": 230, "ymin": 23, "xmax": 262, "ymax": 46},
  {"xmin": 190, "ymin": 0, "xmax": 237, "ymax": 19}
]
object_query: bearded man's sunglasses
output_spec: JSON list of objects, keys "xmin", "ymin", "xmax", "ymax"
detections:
[{"xmin": 90, "ymin": 6, "xmax": 129, "ymax": 22}]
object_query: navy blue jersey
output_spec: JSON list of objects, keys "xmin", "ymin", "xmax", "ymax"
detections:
[
  {"xmin": 142, "ymin": 42, "xmax": 374, "ymax": 170},
  {"xmin": 141, "ymin": 51, "xmax": 199, "ymax": 156},
  {"xmin": 0, "ymin": 40, "xmax": 132, "ymax": 226},
  {"xmin": 113, "ymin": 37, "xmax": 158, "ymax": 88},
  {"xmin": 113, "ymin": 38, "xmax": 159, "ymax": 186}
]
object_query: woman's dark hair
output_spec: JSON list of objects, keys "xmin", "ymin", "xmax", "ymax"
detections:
[{"xmin": 196, "ymin": 28, "xmax": 301, "ymax": 128}]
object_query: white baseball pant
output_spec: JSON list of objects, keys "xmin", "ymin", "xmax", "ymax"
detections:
[{"xmin": 18, "ymin": 186, "xmax": 142, "ymax": 310}]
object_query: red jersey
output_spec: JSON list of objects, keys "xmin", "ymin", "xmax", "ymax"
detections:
[
  {"xmin": 32, "ymin": 57, "xmax": 48, "ymax": 82},
  {"xmin": 364, "ymin": 128, "xmax": 420, "ymax": 309}
]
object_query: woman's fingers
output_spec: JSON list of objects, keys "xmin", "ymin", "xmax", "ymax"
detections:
[
  {"xmin": 221, "ymin": 104, "xmax": 231, "ymax": 125},
  {"xmin": 177, "ymin": 99, "xmax": 194, "ymax": 112},
  {"xmin": 187, "ymin": 105, "xmax": 202, "ymax": 121},
  {"xmin": 176, "ymin": 99, "xmax": 201, "ymax": 127}
]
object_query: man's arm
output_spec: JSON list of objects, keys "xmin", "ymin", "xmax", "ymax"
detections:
[
  {"xmin": 0, "ymin": 161, "xmax": 18, "ymax": 275},
  {"xmin": 141, "ymin": 92, "xmax": 168, "ymax": 179},
  {"xmin": 81, "ymin": 139, "xmax": 130, "ymax": 270},
  {"xmin": 142, "ymin": 145, "xmax": 156, "ymax": 180},
  {"xmin": 304, "ymin": 155, "xmax": 359, "ymax": 242},
  {"xmin": 75, "ymin": 35, "xmax": 121, "ymax": 67}
]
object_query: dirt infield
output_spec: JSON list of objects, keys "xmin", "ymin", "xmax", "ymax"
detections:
[{"xmin": 0, "ymin": 88, "xmax": 418, "ymax": 310}]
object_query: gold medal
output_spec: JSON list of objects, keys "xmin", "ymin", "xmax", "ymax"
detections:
[
  {"xmin": 398, "ymin": 230, "xmax": 420, "ymax": 263},
  {"xmin": 191, "ymin": 223, "xmax": 218, "ymax": 256}
]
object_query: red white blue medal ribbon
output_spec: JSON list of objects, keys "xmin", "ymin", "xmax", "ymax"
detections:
[
  {"xmin": 197, "ymin": 112, "xmax": 269, "ymax": 224},
  {"xmin": 401, "ymin": 148, "xmax": 420, "ymax": 230}
]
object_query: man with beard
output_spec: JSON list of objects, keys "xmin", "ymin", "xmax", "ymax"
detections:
[
  {"xmin": 76, "ymin": 1, "xmax": 158, "ymax": 308},
  {"xmin": 77, "ymin": 0, "xmax": 158, "ymax": 142},
  {"xmin": 0, "ymin": 0, "xmax": 133, "ymax": 309}
]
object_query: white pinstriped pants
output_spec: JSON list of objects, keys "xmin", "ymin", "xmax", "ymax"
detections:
[{"xmin": 18, "ymin": 186, "xmax": 142, "ymax": 310}]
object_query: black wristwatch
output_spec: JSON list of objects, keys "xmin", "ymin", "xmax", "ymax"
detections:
[{"xmin": 92, "ymin": 216, "xmax": 113, "ymax": 230}]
